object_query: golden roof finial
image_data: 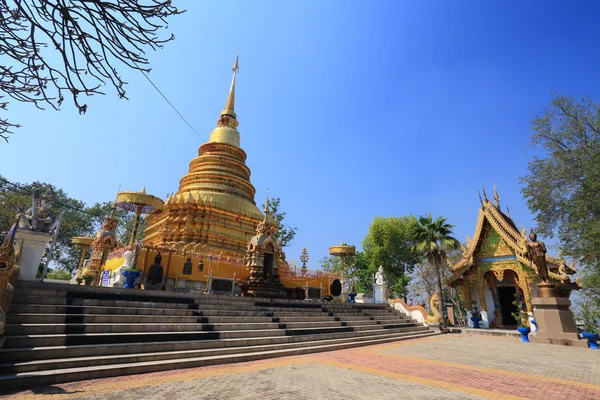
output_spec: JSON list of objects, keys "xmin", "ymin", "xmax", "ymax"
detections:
[
  {"xmin": 493, "ymin": 182, "xmax": 500, "ymax": 207},
  {"xmin": 221, "ymin": 53, "xmax": 239, "ymax": 119},
  {"xmin": 264, "ymin": 188, "xmax": 270, "ymax": 214}
]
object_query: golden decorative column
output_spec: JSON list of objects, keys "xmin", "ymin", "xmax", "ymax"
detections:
[
  {"xmin": 515, "ymin": 270, "xmax": 533, "ymax": 312},
  {"xmin": 82, "ymin": 216, "xmax": 117, "ymax": 286},
  {"xmin": 458, "ymin": 285, "xmax": 472, "ymax": 310},
  {"xmin": 71, "ymin": 236, "xmax": 93, "ymax": 281},
  {"xmin": 485, "ymin": 271, "xmax": 502, "ymax": 326}
]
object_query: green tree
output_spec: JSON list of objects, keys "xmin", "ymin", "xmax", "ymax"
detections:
[
  {"xmin": 411, "ymin": 214, "xmax": 460, "ymax": 329},
  {"xmin": 262, "ymin": 197, "xmax": 297, "ymax": 248},
  {"xmin": 363, "ymin": 216, "xmax": 423, "ymax": 302},
  {"xmin": 1, "ymin": 0, "xmax": 183, "ymax": 142},
  {"xmin": 319, "ymin": 250, "xmax": 371, "ymax": 293},
  {"xmin": 520, "ymin": 94, "xmax": 600, "ymax": 317},
  {"xmin": 45, "ymin": 268, "xmax": 73, "ymax": 281},
  {"xmin": 0, "ymin": 176, "xmax": 139, "ymax": 273},
  {"xmin": 409, "ymin": 247, "xmax": 466, "ymax": 323}
]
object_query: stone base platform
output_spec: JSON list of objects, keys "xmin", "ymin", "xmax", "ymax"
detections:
[{"xmin": 531, "ymin": 295, "xmax": 587, "ymax": 348}]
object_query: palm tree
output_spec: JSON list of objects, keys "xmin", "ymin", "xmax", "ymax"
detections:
[{"xmin": 412, "ymin": 214, "xmax": 460, "ymax": 330}]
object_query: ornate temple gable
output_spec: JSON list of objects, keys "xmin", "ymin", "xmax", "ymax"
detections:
[
  {"xmin": 450, "ymin": 197, "xmax": 538, "ymax": 284},
  {"xmin": 477, "ymin": 224, "xmax": 514, "ymax": 259}
]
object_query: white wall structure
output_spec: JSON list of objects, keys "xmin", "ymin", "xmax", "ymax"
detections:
[
  {"xmin": 15, "ymin": 229, "xmax": 53, "ymax": 281},
  {"xmin": 391, "ymin": 301, "xmax": 427, "ymax": 326}
]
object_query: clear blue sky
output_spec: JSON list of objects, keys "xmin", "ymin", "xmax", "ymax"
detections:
[{"xmin": 2, "ymin": 1, "xmax": 600, "ymax": 267}]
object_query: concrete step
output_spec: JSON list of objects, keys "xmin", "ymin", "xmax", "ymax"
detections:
[
  {"xmin": 0, "ymin": 330, "xmax": 436, "ymax": 390},
  {"xmin": 0, "ymin": 325, "xmax": 431, "ymax": 362},
  {"xmin": 0, "ymin": 329, "xmax": 433, "ymax": 374},
  {"xmin": 10, "ymin": 296, "xmax": 341, "ymax": 313},
  {"xmin": 8, "ymin": 303, "xmax": 343, "ymax": 315},
  {"xmin": 6, "ymin": 313, "xmax": 203, "ymax": 324},
  {"xmin": 7, "ymin": 313, "xmax": 368, "ymax": 325},
  {"xmin": 8, "ymin": 304, "xmax": 196, "ymax": 316},
  {"xmin": 4, "ymin": 322, "xmax": 282, "ymax": 335},
  {"xmin": 5, "ymin": 315, "xmax": 416, "ymax": 335},
  {"xmin": 2, "ymin": 328, "xmax": 290, "ymax": 348}
]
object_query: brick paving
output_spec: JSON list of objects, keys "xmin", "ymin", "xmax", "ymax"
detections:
[{"xmin": 3, "ymin": 335, "xmax": 599, "ymax": 400}]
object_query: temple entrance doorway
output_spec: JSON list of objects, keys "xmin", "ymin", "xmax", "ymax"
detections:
[
  {"xmin": 263, "ymin": 253, "xmax": 274, "ymax": 280},
  {"xmin": 498, "ymin": 286, "xmax": 518, "ymax": 326}
]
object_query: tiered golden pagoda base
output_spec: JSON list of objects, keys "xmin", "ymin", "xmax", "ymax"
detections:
[
  {"xmin": 531, "ymin": 283, "xmax": 587, "ymax": 348},
  {"xmin": 247, "ymin": 280, "xmax": 284, "ymax": 298}
]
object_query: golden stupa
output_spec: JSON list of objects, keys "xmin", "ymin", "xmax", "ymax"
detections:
[{"xmin": 144, "ymin": 56, "xmax": 264, "ymax": 255}]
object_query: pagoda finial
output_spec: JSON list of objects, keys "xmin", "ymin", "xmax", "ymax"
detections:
[
  {"xmin": 264, "ymin": 188, "xmax": 270, "ymax": 214},
  {"xmin": 493, "ymin": 182, "xmax": 500, "ymax": 207},
  {"xmin": 482, "ymin": 185, "xmax": 488, "ymax": 201},
  {"xmin": 221, "ymin": 54, "xmax": 239, "ymax": 119}
]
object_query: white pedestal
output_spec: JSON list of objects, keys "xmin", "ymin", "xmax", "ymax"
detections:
[
  {"xmin": 15, "ymin": 229, "xmax": 53, "ymax": 281},
  {"xmin": 373, "ymin": 283, "xmax": 389, "ymax": 304},
  {"xmin": 111, "ymin": 267, "xmax": 126, "ymax": 287}
]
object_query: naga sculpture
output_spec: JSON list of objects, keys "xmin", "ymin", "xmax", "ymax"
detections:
[
  {"xmin": 0, "ymin": 218, "xmax": 22, "ymax": 346},
  {"xmin": 427, "ymin": 291, "xmax": 442, "ymax": 324}
]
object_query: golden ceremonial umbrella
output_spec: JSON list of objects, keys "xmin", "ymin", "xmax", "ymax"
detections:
[
  {"xmin": 115, "ymin": 187, "xmax": 164, "ymax": 249},
  {"xmin": 329, "ymin": 242, "xmax": 355, "ymax": 301}
]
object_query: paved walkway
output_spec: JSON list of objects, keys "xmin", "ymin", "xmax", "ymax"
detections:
[{"xmin": 3, "ymin": 335, "xmax": 599, "ymax": 400}]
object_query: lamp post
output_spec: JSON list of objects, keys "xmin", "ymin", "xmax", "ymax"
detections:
[
  {"xmin": 300, "ymin": 247, "xmax": 309, "ymax": 276},
  {"xmin": 328, "ymin": 242, "xmax": 355, "ymax": 301},
  {"xmin": 195, "ymin": 243, "xmax": 208, "ymax": 272}
]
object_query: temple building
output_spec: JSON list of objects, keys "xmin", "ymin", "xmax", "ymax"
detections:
[
  {"xmin": 143, "ymin": 56, "xmax": 264, "ymax": 258},
  {"xmin": 449, "ymin": 187, "xmax": 579, "ymax": 329}
]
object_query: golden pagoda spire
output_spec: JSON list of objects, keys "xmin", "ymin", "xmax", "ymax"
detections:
[
  {"xmin": 221, "ymin": 54, "xmax": 239, "ymax": 119},
  {"xmin": 264, "ymin": 188, "xmax": 270, "ymax": 214}
]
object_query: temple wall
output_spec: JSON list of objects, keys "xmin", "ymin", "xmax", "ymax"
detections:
[{"xmin": 100, "ymin": 249, "xmax": 332, "ymax": 294}]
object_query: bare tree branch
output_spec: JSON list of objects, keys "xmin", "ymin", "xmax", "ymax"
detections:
[{"xmin": 0, "ymin": 0, "xmax": 184, "ymax": 142}]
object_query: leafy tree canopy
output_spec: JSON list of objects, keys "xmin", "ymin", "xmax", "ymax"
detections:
[
  {"xmin": 362, "ymin": 216, "xmax": 423, "ymax": 301},
  {"xmin": 521, "ymin": 93, "xmax": 600, "ymax": 322},
  {"xmin": 0, "ymin": 175, "xmax": 142, "ymax": 273},
  {"xmin": 411, "ymin": 214, "xmax": 460, "ymax": 328},
  {"xmin": 262, "ymin": 197, "xmax": 297, "ymax": 248},
  {"xmin": 521, "ymin": 94, "xmax": 600, "ymax": 270},
  {"xmin": 319, "ymin": 250, "xmax": 372, "ymax": 293}
]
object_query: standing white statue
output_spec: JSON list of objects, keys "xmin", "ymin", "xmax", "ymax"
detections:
[
  {"xmin": 111, "ymin": 249, "xmax": 135, "ymax": 287},
  {"xmin": 375, "ymin": 266, "xmax": 387, "ymax": 284},
  {"xmin": 373, "ymin": 265, "xmax": 389, "ymax": 304}
]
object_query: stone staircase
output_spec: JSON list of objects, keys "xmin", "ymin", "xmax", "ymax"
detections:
[{"xmin": 0, "ymin": 281, "xmax": 434, "ymax": 391}]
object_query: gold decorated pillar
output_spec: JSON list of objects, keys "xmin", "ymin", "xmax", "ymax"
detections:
[
  {"xmin": 71, "ymin": 236, "xmax": 93, "ymax": 280},
  {"xmin": 458, "ymin": 284, "xmax": 472, "ymax": 310},
  {"xmin": 478, "ymin": 280, "xmax": 487, "ymax": 313},
  {"xmin": 515, "ymin": 271, "xmax": 533, "ymax": 312}
]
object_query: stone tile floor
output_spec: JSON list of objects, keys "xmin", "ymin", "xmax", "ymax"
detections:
[{"xmin": 2, "ymin": 335, "xmax": 599, "ymax": 400}]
